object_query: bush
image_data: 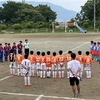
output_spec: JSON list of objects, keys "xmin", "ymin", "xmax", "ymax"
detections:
[
  {"xmin": 13, "ymin": 24, "xmax": 21, "ymax": 30},
  {"xmin": 25, "ymin": 22, "xmax": 33, "ymax": 28},
  {"xmin": 83, "ymin": 22, "xmax": 89, "ymax": 28},
  {"xmin": 0, "ymin": 24, "xmax": 7, "ymax": 30}
]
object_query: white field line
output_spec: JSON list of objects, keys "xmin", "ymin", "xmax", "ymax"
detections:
[
  {"xmin": 35, "ymin": 95, "xmax": 44, "ymax": 100},
  {"xmin": 63, "ymin": 37, "xmax": 100, "ymax": 54},
  {"xmin": 0, "ymin": 92, "xmax": 94, "ymax": 100},
  {"xmin": 0, "ymin": 76, "xmax": 12, "ymax": 82}
]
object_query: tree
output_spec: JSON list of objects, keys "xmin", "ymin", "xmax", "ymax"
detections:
[{"xmin": 36, "ymin": 5, "xmax": 57, "ymax": 22}]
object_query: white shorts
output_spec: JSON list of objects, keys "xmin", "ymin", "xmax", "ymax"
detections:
[
  {"xmin": 23, "ymin": 69, "xmax": 30, "ymax": 76},
  {"xmin": 46, "ymin": 67, "xmax": 51, "ymax": 70},
  {"xmin": 18, "ymin": 64, "xmax": 22, "ymax": 69},
  {"xmin": 31, "ymin": 63, "xmax": 35, "ymax": 69},
  {"xmin": 40, "ymin": 63, "xmax": 46, "ymax": 70},
  {"xmin": 85, "ymin": 64, "xmax": 91, "ymax": 71},
  {"xmin": 36, "ymin": 63, "xmax": 41, "ymax": 69},
  {"xmin": 9, "ymin": 62, "xmax": 16, "ymax": 68},
  {"xmin": 58, "ymin": 63, "xmax": 65, "ymax": 70},
  {"xmin": 52, "ymin": 64, "xmax": 58, "ymax": 70},
  {"xmin": 80, "ymin": 64, "xmax": 84, "ymax": 71}
]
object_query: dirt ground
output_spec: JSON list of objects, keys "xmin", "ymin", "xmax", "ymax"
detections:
[{"xmin": 0, "ymin": 33, "xmax": 100, "ymax": 100}]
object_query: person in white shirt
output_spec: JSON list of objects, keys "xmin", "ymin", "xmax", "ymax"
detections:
[
  {"xmin": 24, "ymin": 39, "xmax": 29, "ymax": 55},
  {"xmin": 21, "ymin": 54, "xmax": 32, "ymax": 86},
  {"xmin": 68, "ymin": 53, "xmax": 81, "ymax": 97}
]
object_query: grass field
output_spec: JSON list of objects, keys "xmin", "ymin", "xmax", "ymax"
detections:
[{"xmin": 0, "ymin": 32, "xmax": 100, "ymax": 100}]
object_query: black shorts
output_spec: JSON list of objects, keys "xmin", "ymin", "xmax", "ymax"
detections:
[
  {"xmin": 69, "ymin": 77, "xmax": 79, "ymax": 86},
  {"xmin": 24, "ymin": 48, "xmax": 29, "ymax": 55}
]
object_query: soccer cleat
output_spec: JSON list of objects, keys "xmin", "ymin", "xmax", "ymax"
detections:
[
  {"xmin": 24, "ymin": 84, "xmax": 27, "ymax": 86},
  {"xmin": 58, "ymin": 76, "xmax": 61, "ymax": 78},
  {"xmin": 28, "ymin": 84, "xmax": 32, "ymax": 86},
  {"xmin": 13, "ymin": 74, "xmax": 17, "ymax": 76},
  {"xmin": 61, "ymin": 76, "xmax": 64, "ymax": 78}
]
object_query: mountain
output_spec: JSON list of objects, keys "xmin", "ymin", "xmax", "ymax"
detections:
[{"xmin": 0, "ymin": 1, "xmax": 77, "ymax": 21}]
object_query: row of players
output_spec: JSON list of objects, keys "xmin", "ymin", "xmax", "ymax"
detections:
[
  {"xmin": 0, "ymin": 39, "xmax": 29, "ymax": 62},
  {"xmin": 8, "ymin": 49, "xmax": 92, "ymax": 80},
  {"xmin": 90, "ymin": 41, "xmax": 100, "ymax": 61}
]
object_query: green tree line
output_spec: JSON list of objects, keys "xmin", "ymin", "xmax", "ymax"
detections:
[
  {"xmin": 0, "ymin": 1, "xmax": 57, "ymax": 29},
  {"xmin": 75, "ymin": 0, "xmax": 100, "ymax": 30}
]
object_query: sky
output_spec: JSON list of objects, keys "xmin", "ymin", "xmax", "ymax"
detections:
[
  {"xmin": 0, "ymin": 0, "xmax": 88, "ymax": 12},
  {"xmin": 31, "ymin": 0, "xmax": 88, "ymax": 12}
]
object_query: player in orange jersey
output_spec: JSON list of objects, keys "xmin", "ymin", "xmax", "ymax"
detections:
[
  {"xmin": 76, "ymin": 51, "xmax": 84, "ymax": 78},
  {"xmin": 84, "ymin": 51, "xmax": 92, "ymax": 78},
  {"xmin": 28, "ymin": 51, "xmax": 36, "ymax": 77},
  {"xmin": 40, "ymin": 52, "xmax": 46, "ymax": 78},
  {"xmin": 51, "ymin": 52, "xmax": 58, "ymax": 78},
  {"xmin": 66, "ymin": 50, "xmax": 72, "ymax": 78},
  {"xmin": 35, "ymin": 51, "xmax": 41, "ymax": 77},
  {"xmin": 57, "ymin": 50, "xmax": 65, "ymax": 78},
  {"xmin": 16, "ymin": 50, "xmax": 24, "ymax": 76},
  {"xmin": 45, "ymin": 51, "xmax": 52, "ymax": 78}
]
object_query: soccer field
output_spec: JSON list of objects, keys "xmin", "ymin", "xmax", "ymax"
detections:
[{"xmin": 0, "ymin": 33, "xmax": 100, "ymax": 100}]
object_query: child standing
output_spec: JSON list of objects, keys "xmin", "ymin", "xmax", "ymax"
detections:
[
  {"xmin": 76, "ymin": 51, "xmax": 84, "ymax": 78},
  {"xmin": 4, "ymin": 43, "xmax": 9, "ymax": 61},
  {"xmin": 8, "ymin": 49, "xmax": 16, "ymax": 76},
  {"xmin": 40, "ymin": 52, "xmax": 46, "ymax": 78},
  {"xmin": 57, "ymin": 50, "xmax": 65, "ymax": 78},
  {"xmin": 84, "ymin": 51, "xmax": 92, "ymax": 78},
  {"xmin": 28, "ymin": 51, "xmax": 36, "ymax": 77},
  {"xmin": 22, "ymin": 54, "xmax": 32, "ymax": 86},
  {"xmin": 0, "ymin": 43, "xmax": 3, "ymax": 62},
  {"xmin": 16, "ymin": 50, "xmax": 24, "ymax": 76},
  {"xmin": 51, "ymin": 52, "xmax": 58, "ymax": 78}
]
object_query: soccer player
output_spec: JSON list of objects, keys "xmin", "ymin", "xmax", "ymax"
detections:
[
  {"xmin": 90, "ymin": 41, "xmax": 94, "ymax": 60},
  {"xmin": 4, "ymin": 43, "xmax": 9, "ymax": 61},
  {"xmin": 68, "ymin": 53, "xmax": 81, "ymax": 97},
  {"xmin": 45, "ymin": 51, "xmax": 52, "ymax": 78},
  {"xmin": 51, "ymin": 52, "xmax": 58, "ymax": 78},
  {"xmin": 0, "ymin": 43, "xmax": 3, "ymax": 62},
  {"xmin": 22, "ymin": 54, "xmax": 32, "ymax": 86},
  {"xmin": 12, "ymin": 42, "xmax": 17, "ymax": 55},
  {"xmin": 28, "ymin": 51, "xmax": 36, "ymax": 77},
  {"xmin": 24, "ymin": 39, "xmax": 29, "ymax": 55},
  {"xmin": 92, "ymin": 42, "xmax": 97, "ymax": 61},
  {"xmin": 40, "ymin": 52, "xmax": 46, "ymax": 78},
  {"xmin": 35, "ymin": 51, "xmax": 41, "ymax": 77},
  {"xmin": 76, "ymin": 51, "xmax": 84, "ymax": 78},
  {"xmin": 8, "ymin": 43, "xmax": 11, "ymax": 54},
  {"xmin": 17, "ymin": 41, "xmax": 23, "ymax": 54},
  {"xmin": 84, "ymin": 51, "xmax": 92, "ymax": 78},
  {"xmin": 16, "ymin": 50, "xmax": 24, "ymax": 76},
  {"xmin": 57, "ymin": 50, "xmax": 65, "ymax": 78},
  {"xmin": 66, "ymin": 50, "xmax": 72, "ymax": 78},
  {"xmin": 8, "ymin": 49, "xmax": 16, "ymax": 76}
]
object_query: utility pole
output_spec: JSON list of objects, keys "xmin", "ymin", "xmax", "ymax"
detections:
[{"xmin": 94, "ymin": 0, "xmax": 96, "ymax": 31}]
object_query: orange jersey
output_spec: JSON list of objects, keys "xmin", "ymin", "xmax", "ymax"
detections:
[
  {"xmin": 35, "ymin": 55, "xmax": 41, "ymax": 63},
  {"xmin": 66, "ymin": 54, "xmax": 72, "ymax": 62},
  {"xmin": 51, "ymin": 56, "xmax": 58, "ymax": 64},
  {"xmin": 57, "ymin": 55, "xmax": 65, "ymax": 63},
  {"xmin": 28, "ymin": 55, "xmax": 36, "ymax": 64},
  {"xmin": 45, "ymin": 55, "xmax": 52, "ymax": 67},
  {"xmin": 76, "ymin": 55, "xmax": 84, "ymax": 64},
  {"xmin": 40, "ymin": 56, "xmax": 46, "ymax": 63},
  {"xmin": 84, "ymin": 56, "xmax": 92, "ymax": 65},
  {"xmin": 16, "ymin": 54, "xmax": 24, "ymax": 64}
]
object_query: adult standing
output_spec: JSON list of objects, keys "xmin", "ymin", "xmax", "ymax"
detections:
[
  {"xmin": 67, "ymin": 53, "xmax": 81, "ymax": 97},
  {"xmin": 24, "ymin": 39, "xmax": 29, "ymax": 55}
]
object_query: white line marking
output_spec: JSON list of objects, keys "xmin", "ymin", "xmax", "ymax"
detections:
[
  {"xmin": 35, "ymin": 95, "xmax": 44, "ymax": 100},
  {"xmin": 0, "ymin": 76, "xmax": 12, "ymax": 82},
  {"xmin": 0, "ymin": 92, "xmax": 94, "ymax": 100}
]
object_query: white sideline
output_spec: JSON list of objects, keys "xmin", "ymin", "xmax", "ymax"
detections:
[
  {"xmin": 0, "ymin": 92, "xmax": 94, "ymax": 100},
  {"xmin": 0, "ymin": 76, "xmax": 12, "ymax": 82}
]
